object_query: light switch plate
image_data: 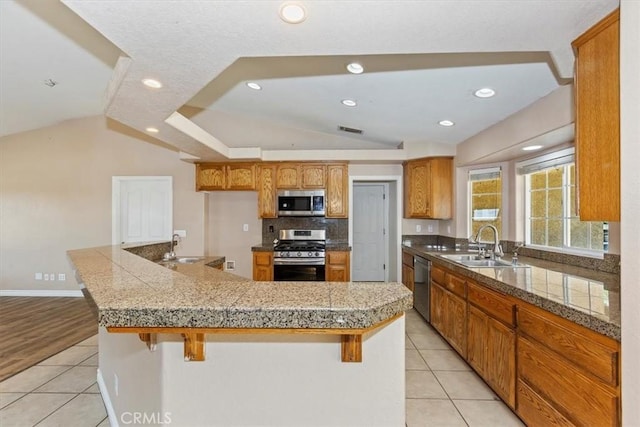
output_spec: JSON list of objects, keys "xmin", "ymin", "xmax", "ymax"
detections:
[
  {"xmin": 242, "ymin": 224, "xmax": 249, "ymax": 232},
  {"xmin": 58, "ymin": 273, "xmax": 66, "ymax": 281},
  {"xmin": 35, "ymin": 272, "xmax": 43, "ymax": 280}
]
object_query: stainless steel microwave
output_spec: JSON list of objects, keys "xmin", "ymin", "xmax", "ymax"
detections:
[{"xmin": 277, "ymin": 190, "xmax": 325, "ymax": 217}]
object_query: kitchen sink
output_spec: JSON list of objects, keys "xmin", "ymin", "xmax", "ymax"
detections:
[
  {"xmin": 176, "ymin": 257, "xmax": 204, "ymax": 264},
  {"xmin": 441, "ymin": 254, "xmax": 529, "ymax": 268}
]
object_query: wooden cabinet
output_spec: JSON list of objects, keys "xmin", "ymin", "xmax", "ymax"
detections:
[
  {"xmin": 516, "ymin": 303, "xmax": 620, "ymax": 426},
  {"xmin": 326, "ymin": 164, "xmax": 348, "ymax": 218},
  {"xmin": 300, "ymin": 164, "xmax": 326, "ymax": 189},
  {"xmin": 276, "ymin": 163, "xmax": 327, "ymax": 189},
  {"xmin": 196, "ymin": 163, "xmax": 256, "ymax": 191},
  {"xmin": 252, "ymin": 252, "xmax": 273, "ymax": 281},
  {"xmin": 467, "ymin": 282, "xmax": 516, "ymax": 408},
  {"xmin": 257, "ymin": 164, "xmax": 277, "ymax": 218},
  {"xmin": 572, "ymin": 9, "xmax": 620, "ymax": 221},
  {"xmin": 401, "ymin": 250, "xmax": 414, "ymax": 292},
  {"xmin": 276, "ymin": 164, "xmax": 300, "ymax": 189},
  {"xmin": 429, "ymin": 265, "xmax": 466, "ymax": 358},
  {"xmin": 326, "ymin": 251, "xmax": 350, "ymax": 282},
  {"xmin": 403, "ymin": 157, "xmax": 453, "ymax": 219}
]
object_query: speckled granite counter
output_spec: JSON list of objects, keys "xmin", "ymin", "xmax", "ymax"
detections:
[
  {"xmin": 403, "ymin": 244, "xmax": 620, "ymax": 340},
  {"xmin": 68, "ymin": 244, "xmax": 411, "ymax": 330}
]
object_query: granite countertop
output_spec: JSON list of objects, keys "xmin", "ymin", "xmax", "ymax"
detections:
[
  {"xmin": 402, "ymin": 243, "xmax": 620, "ymax": 340},
  {"xmin": 68, "ymin": 244, "xmax": 412, "ymax": 330}
]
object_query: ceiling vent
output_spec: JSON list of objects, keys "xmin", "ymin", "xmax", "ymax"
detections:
[{"xmin": 338, "ymin": 125, "xmax": 363, "ymax": 135}]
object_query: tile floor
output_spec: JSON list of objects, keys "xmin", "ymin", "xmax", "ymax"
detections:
[{"xmin": 0, "ymin": 310, "xmax": 524, "ymax": 426}]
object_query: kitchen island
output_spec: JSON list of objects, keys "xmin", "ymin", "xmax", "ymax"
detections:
[{"xmin": 68, "ymin": 243, "xmax": 413, "ymax": 427}]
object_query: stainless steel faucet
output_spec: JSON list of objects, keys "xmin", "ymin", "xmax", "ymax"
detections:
[
  {"xmin": 474, "ymin": 224, "xmax": 503, "ymax": 259},
  {"xmin": 164, "ymin": 234, "xmax": 180, "ymax": 260}
]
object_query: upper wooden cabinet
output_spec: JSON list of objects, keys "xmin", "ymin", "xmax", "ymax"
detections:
[
  {"xmin": 257, "ymin": 164, "xmax": 277, "ymax": 218},
  {"xmin": 326, "ymin": 164, "xmax": 348, "ymax": 218},
  {"xmin": 403, "ymin": 157, "xmax": 453, "ymax": 219},
  {"xmin": 196, "ymin": 163, "xmax": 256, "ymax": 191},
  {"xmin": 276, "ymin": 164, "xmax": 300, "ymax": 189},
  {"xmin": 300, "ymin": 164, "xmax": 326, "ymax": 189},
  {"xmin": 572, "ymin": 9, "xmax": 620, "ymax": 221},
  {"xmin": 276, "ymin": 163, "xmax": 327, "ymax": 189}
]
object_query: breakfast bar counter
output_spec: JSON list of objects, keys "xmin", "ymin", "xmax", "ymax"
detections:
[{"xmin": 67, "ymin": 243, "xmax": 412, "ymax": 427}]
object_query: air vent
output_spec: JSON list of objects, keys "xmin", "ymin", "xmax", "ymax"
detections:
[{"xmin": 338, "ymin": 125, "xmax": 363, "ymax": 135}]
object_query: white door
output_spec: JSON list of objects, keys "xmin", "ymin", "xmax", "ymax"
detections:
[
  {"xmin": 352, "ymin": 183, "xmax": 388, "ymax": 281},
  {"xmin": 113, "ymin": 177, "xmax": 172, "ymax": 244}
]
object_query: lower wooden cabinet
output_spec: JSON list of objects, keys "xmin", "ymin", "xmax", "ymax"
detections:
[
  {"xmin": 401, "ymin": 250, "xmax": 414, "ymax": 292},
  {"xmin": 326, "ymin": 251, "xmax": 350, "ymax": 282},
  {"xmin": 516, "ymin": 304, "xmax": 620, "ymax": 427},
  {"xmin": 252, "ymin": 252, "xmax": 273, "ymax": 281},
  {"xmin": 430, "ymin": 266, "xmax": 466, "ymax": 358}
]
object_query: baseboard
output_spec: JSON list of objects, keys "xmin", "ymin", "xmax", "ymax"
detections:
[
  {"xmin": 0, "ymin": 289, "xmax": 83, "ymax": 297},
  {"xmin": 97, "ymin": 368, "xmax": 119, "ymax": 427}
]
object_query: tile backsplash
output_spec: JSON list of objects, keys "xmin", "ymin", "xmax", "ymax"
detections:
[{"xmin": 262, "ymin": 218, "xmax": 348, "ymax": 244}]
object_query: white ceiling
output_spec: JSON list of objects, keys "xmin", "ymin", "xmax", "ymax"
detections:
[{"xmin": 1, "ymin": 0, "xmax": 619, "ymax": 161}]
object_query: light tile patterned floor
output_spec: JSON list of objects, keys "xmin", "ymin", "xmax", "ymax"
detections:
[{"xmin": 0, "ymin": 312, "xmax": 524, "ymax": 426}]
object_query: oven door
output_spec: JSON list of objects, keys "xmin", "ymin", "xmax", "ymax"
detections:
[{"xmin": 273, "ymin": 261, "xmax": 325, "ymax": 281}]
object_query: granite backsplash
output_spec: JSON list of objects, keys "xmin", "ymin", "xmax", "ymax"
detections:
[
  {"xmin": 262, "ymin": 218, "xmax": 348, "ymax": 244},
  {"xmin": 402, "ymin": 234, "xmax": 619, "ymax": 275}
]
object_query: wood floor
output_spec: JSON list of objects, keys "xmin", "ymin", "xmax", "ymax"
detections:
[{"xmin": 0, "ymin": 296, "xmax": 98, "ymax": 382}]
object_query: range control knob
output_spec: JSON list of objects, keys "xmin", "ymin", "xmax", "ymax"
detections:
[
  {"xmin": 297, "ymin": 252, "xmax": 302, "ymax": 257},
  {"xmin": 315, "ymin": 252, "xmax": 320, "ymax": 257},
  {"xmin": 308, "ymin": 252, "xmax": 313, "ymax": 257}
]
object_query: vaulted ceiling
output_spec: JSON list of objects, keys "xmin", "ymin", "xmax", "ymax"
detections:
[{"xmin": 0, "ymin": 0, "xmax": 619, "ymax": 161}]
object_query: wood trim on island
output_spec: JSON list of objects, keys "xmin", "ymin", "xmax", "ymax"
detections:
[{"xmin": 107, "ymin": 313, "xmax": 403, "ymax": 363}]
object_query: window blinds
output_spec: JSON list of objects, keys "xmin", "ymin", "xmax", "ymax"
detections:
[
  {"xmin": 516, "ymin": 147, "xmax": 575, "ymax": 175},
  {"xmin": 469, "ymin": 167, "xmax": 501, "ymax": 181}
]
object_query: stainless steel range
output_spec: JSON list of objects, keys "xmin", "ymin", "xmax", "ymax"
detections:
[{"xmin": 273, "ymin": 229, "xmax": 326, "ymax": 281}]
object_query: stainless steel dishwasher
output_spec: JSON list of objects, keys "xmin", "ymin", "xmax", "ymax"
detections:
[{"xmin": 413, "ymin": 256, "xmax": 431, "ymax": 322}]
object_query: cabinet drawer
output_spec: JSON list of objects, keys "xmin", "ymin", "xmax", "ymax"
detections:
[
  {"xmin": 468, "ymin": 282, "xmax": 515, "ymax": 327},
  {"xmin": 431, "ymin": 264, "xmax": 445, "ymax": 286},
  {"xmin": 518, "ymin": 304, "xmax": 619, "ymax": 386},
  {"xmin": 327, "ymin": 251, "xmax": 348, "ymax": 265},
  {"xmin": 402, "ymin": 251, "xmax": 414, "ymax": 267},
  {"xmin": 518, "ymin": 336, "xmax": 618, "ymax": 427},
  {"xmin": 444, "ymin": 273, "xmax": 466, "ymax": 298},
  {"xmin": 517, "ymin": 379, "xmax": 573, "ymax": 427}
]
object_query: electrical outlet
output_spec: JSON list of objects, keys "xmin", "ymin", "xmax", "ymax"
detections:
[
  {"xmin": 114, "ymin": 373, "xmax": 119, "ymax": 396},
  {"xmin": 447, "ymin": 225, "xmax": 452, "ymax": 233},
  {"xmin": 35, "ymin": 273, "xmax": 43, "ymax": 280},
  {"xmin": 226, "ymin": 260, "xmax": 236, "ymax": 271},
  {"xmin": 173, "ymin": 229, "xmax": 187, "ymax": 237},
  {"xmin": 58, "ymin": 273, "xmax": 66, "ymax": 281},
  {"xmin": 43, "ymin": 273, "xmax": 49, "ymax": 281},
  {"xmin": 242, "ymin": 224, "xmax": 249, "ymax": 232},
  {"xmin": 427, "ymin": 225, "xmax": 434, "ymax": 233},
  {"xmin": 416, "ymin": 224, "xmax": 422, "ymax": 232},
  {"xmin": 50, "ymin": 273, "xmax": 56, "ymax": 281}
]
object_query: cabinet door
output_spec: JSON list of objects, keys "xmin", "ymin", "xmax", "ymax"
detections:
[
  {"xmin": 406, "ymin": 160, "xmax": 430, "ymax": 217},
  {"xmin": 276, "ymin": 164, "xmax": 300, "ymax": 189},
  {"xmin": 430, "ymin": 282, "xmax": 445, "ymax": 334},
  {"xmin": 429, "ymin": 158, "xmax": 453, "ymax": 219},
  {"xmin": 226, "ymin": 163, "xmax": 256, "ymax": 190},
  {"xmin": 300, "ymin": 164, "xmax": 326, "ymax": 189},
  {"xmin": 252, "ymin": 252, "xmax": 273, "ymax": 281},
  {"xmin": 402, "ymin": 264, "xmax": 415, "ymax": 293},
  {"xmin": 486, "ymin": 317, "xmax": 516, "ymax": 408},
  {"xmin": 447, "ymin": 292, "xmax": 467, "ymax": 358},
  {"xmin": 573, "ymin": 10, "xmax": 620, "ymax": 221},
  {"xmin": 196, "ymin": 164, "xmax": 225, "ymax": 191},
  {"xmin": 258, "ymin": 164, "xmax": 277, "ymax": 218},
  {"xmin": 326, "ymin": 251, "xmax": 350, "ymax": 282},
  {"xmin": 326, "ymin": 164, "xmax": 348, "ymax": 218},
  {"xmin": 467, "ymin": 305, "xmax": 487, "ymax": 377}
]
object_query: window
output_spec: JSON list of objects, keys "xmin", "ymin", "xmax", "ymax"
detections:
[
  {"xmin": 469, "ymin": 167, "xmax": 502, "ymax": 241},
  {"xmin": 519, "ymin": 148, "xmax": 607, "ymax": 253}
]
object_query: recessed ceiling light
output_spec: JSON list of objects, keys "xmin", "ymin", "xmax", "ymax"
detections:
[
  {"xmin": 246, "ymin": 82, "xmax": 262, "ymax": 90},
  {"xmin": 145, "ymin": 127, "xmax": 159, "ymax": 133},
  {"xmin": 438, "ymin": 120, "xmax": 455, "ymax": 127},
  {"xmin": 341, "ymin": 99, "xmax": 357, "ymax": 107},
  {"xmin": 346, "ymin": 62, "xmax": 364, "ymax": 74},
  {"xmin": 522, "ymin": 145, "xmax": 543, "ymax": 151},
  {"xmin": 142, "ymin": 78, "xmax": 162, "ymax": 89},
  {"xmin": 474, "ymin": 88, "xmax": 496, "ymax": 98},
  {"xmin": 279, "ymin": 3, "xmax": 306, "ymax": 24}
]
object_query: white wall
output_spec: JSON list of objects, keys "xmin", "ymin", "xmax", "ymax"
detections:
[
  {"xmin": 205, "ymin": 192, "xmax": 262, "ymax": 279},
  {"xmin": 0, "ymin": 116, "xmax": 205, "ymax": 292},
  {"xmin": 620, "ymin": 1, "xmax": 640, "ymax": 422}
]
